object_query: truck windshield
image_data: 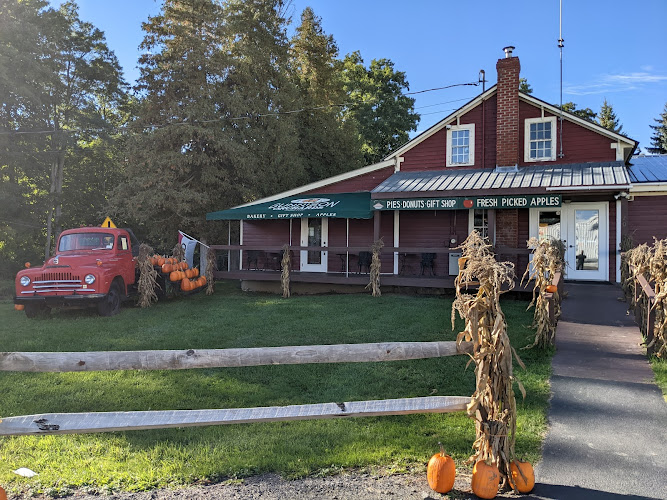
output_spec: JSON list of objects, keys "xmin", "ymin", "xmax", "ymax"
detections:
[{"xmin": 58, "ymin": 233, "xmax": 115, "ymax": 252}]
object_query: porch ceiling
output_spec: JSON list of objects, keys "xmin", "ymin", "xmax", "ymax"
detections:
[{"xmin": 372, "ymin": 162, "xmax": 630, "ymax": 195}]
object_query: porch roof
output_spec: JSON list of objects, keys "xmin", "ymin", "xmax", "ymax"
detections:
[
  {"xmin": 371, "ymin": 162, "xmax": 630, "ymax": 195},
  {"xmin": 206, "ymin": 192, "xmax": 372, "ymax": 221}
]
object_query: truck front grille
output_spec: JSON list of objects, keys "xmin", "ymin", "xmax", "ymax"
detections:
[{"xmin": 21, "ymin": 273, "xmax": 97, "ymax": 294}]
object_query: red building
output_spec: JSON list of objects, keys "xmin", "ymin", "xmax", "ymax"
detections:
[{"xmin": 208, "ymin": 47, "xmax": 666, "ymax": 292}]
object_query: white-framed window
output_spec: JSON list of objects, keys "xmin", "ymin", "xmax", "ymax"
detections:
[
  {"xmin": 446, "ymin": 123, "xmax": 475, "ymax": 167},
  {"xmin": 525, "ymin": 116, "xmax": 556, "ymax": 162},
  {"xmin": 468, "ymin": 209, "xmax": 490, "ymax": 239}
]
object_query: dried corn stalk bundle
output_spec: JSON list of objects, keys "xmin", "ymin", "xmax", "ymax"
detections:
[
  {"xmin": 366, "ymin": 239, "xmax": 384, "ymax": 297},
  {"xmin": 648, "ymin": 239, "xmax": 667, "ymax": 357},
  {"xmin": 623, "ymin": 243, "xmax": 652, "ymax": 326},
  {"xmin": 137, "ymin": 243, "xmax": 160, "ymax": 308},
  {"xmin": 171, "ymin": 242, "xmax": 185, "ymax": 263},
  {"xmin": 281, "ymin": 244, "xmax": 291, "ymax": 298},
  {"xmin": 521, "ymin": 237, "xmax": 564, "ymax": 349},
  {"xmin": 451, "ymin": 231, "xmax": 524, "ymax": 489},
  {"xmin": 205, "ymin": 247, "xmax": 216, "ymax": 295}
]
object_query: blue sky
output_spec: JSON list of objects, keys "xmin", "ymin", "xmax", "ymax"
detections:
[{"xmin": 54, "ymin": 0, "xmax": 666, "ymax": 152}]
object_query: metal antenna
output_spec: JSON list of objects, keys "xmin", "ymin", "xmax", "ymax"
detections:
[{"xmin": 558, "ymin": 0, "xmax": 565, "ymax": 158}]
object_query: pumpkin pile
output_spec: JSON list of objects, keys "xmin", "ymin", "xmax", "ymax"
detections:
[{"xmin": 150, "ymin": 254, "xmax": 206, "ymax": 293}]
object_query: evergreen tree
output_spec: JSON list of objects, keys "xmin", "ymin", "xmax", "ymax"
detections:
[
  {"xmin": 341, "ymin": 51, "xmax": 419, "ymax": 164},
  {"xmin": 290, "ymin": 7, "xmax": 362, "ymax": 182},
  {"xmin": 112, "ymin": 0, "xmax": 305, "ymax": 247},
  {"xmin": 519, "ymin": 77, "xmax": 532, "ymax": 94},
  {"xmin": 558, "ymin": 102, "xmax": 597, "ymax": 123},
  {"xmin": 647, "ymin": 102, "xmax": 667, "ymax": 154},
  {"xmin": 598, "ymin": 98, "xmax": 623, "ymax": 134}
]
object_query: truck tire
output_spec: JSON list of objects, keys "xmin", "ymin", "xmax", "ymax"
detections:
[
  {"xmin": 24, "ymin": 304, "xmax": 50, "ymax": 319},
  {"xmin": 98, "ymin": 281, "xmax": 122, "ymax": 316}
]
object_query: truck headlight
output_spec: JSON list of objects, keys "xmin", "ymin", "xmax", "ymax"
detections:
[
  {"xmin": 84, "ymin": 274, "xmax": 96, "ymax": 285},
  {"xmin": 20, "ymin": 276, "xmax": 31, "ymax": 286}
]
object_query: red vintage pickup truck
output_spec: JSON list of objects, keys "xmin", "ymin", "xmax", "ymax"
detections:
[{"xmin": 14, "ymin": 227, "xmax": 141, "ymax": 318}]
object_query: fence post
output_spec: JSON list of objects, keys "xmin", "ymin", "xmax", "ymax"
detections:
[{"xmin": 646, "ymin": 297, "xmax": 656, "ymax": 356}]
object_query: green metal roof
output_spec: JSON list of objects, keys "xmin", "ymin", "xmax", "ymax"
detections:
[{"xmin": 206, "ymin": 192, "xmax": 372, "ymax": 221}]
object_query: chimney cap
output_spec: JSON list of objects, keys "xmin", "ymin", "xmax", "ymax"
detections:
[{"xmin": 502, "ymin": 46, "xmax": 516, "ymax": 58}]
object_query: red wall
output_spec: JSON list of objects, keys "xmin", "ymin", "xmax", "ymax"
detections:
[
  {"xmin": 399, "ymin": 95, "xmax": 618, "ymax": 173},
  {"xmin": 627, "ymin": 196, "xmax": 667, "ymax": 245}
]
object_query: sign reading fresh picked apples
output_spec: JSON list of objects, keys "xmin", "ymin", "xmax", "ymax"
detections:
[{"xmin": 372, "ymin": 195, "xmax": 561, "ymax": 211}]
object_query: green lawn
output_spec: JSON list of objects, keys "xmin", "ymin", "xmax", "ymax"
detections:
[{"xmin": 0, "ymin": 281, "xmax": 550, "ymax": 497}]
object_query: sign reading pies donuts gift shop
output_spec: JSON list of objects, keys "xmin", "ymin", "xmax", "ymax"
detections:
[{"xmin": 372, "ymin": 195, "xmax": 561, "ymax": 211}]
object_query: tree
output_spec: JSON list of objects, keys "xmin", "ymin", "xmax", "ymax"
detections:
[
  {"xmin": 289, "ymin": 7, "xmax": 362, "ymax": 182},
  {"xmin": 558, "ymin": 102, "xmax": 597, "ymax": 123},
  {"xmin": 341, "ymin": 51, "xmax": 420, "ymax": 164},
  {"xmin": 111, "ymin": 0, "xmax": 305, "ymax": 248},
  {"xmin": 518, "ymin": 77, "xmax": 532, "ymax": 94},
  {"xmin": 0, "ymin": 0, "xmax": 127, "ymax": 269},
  {"xmin": 598, "ymin": 98, "xmax": 623, "ymax": 134},
  {"xmin": 647, "ymin": 102, "xmax": 667, "ymax": 154}
]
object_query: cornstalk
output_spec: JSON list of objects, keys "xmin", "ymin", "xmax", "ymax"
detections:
[
  {"xmin": 366, "ymin": 239, "xmax": 384, "ymax": 297},
  {"xmin": 281, "ymin": 244, "xmax": 291, "ymax": 298},
  {"xmin": 451, "ymin": 231, "xmax": 524, "ymax": 489}
]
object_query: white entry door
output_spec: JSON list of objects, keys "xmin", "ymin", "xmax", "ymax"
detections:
[
  {"xmin": 529, "ymin": 202, "xmax": 608, "ymax": 281},
  {"xmin": 300, "ymin": 218, "xmax": 328, "ymax": 272}
]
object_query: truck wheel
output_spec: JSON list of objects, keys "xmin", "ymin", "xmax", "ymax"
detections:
[
  {"xmin": 24, "ymin": 304, "xmax": 50, "ymax": 319},
  {"xmin": 98, "ymin": 282, "xmax": 122, "ymax": 316}
]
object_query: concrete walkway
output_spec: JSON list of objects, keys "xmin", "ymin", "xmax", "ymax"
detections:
[{"xmin": 532, "ymin": 283, "xmax": 667, "ymax": 500}]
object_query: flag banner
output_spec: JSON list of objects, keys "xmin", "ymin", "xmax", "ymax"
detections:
[{"xmin": 178, "ymin": 231, "xmax": 197, "ymax": 268}]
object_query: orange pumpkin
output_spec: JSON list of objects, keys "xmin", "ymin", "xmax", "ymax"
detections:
[
  {"xmin": 545, "ymin": 284, "xmax": 558, "ymax": 294},
  {"xmin": 161, "ymin": 263, "xmax": 173, "ymax": 274},
  {"xmin": 192, "ymin": 267, "xmax": 199, "ymax": 277},
  {"xmin": 0, "ymin": 485, "xmax": 7, "ymax": 500},
  {"xmin": 169, "ymin": 271, "xmax": 181, "ymax": 282},
  {"xmin": 179, "ymin": 261, "xmax": 188, "ymax": 270},
  {"xmin": 427, "ymin": 443, "xmax": 456, "ymax": 493},
  {"xmin": 15, "ymin": 304, "xmax": 25, "ymax": 311},
  {"xmin": 185, "ymin": 268, "xmax": 194, "ymax": 279},
  {"xmin": 509, "ymin": 460, "xmax": 535, "ymax": 493},
  {"xmin": 181, "ymin": 278, "xmax": 193, "ymax": 291},
  {"xmin": 471, "ymin": 460, "xmax": 500, "ymax": 499},
  {"xmin": 199, "ymin": 276, "xmax": 207, "ymax": 286}
]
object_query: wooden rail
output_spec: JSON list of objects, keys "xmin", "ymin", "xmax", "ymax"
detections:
[
  {"xmin": 0, "ymin": 341, "xmax": 472, "ymax": 373},
  {"xmin": 0, "ymin": 341, "xmax": 473, "ymax": 436},
  {"xmin": 0, "ymin": 396, "xmax": 471, "ymax": 436}
]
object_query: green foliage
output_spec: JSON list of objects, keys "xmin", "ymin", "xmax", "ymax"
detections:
[
  {"xmin": 0, "ymin": 0, "xmax": 128, "ymax": 275},
  {"xmin": 341, "ymin": 51, "xmax": 420, "ymax": 164},
  {"xmin": 647, "ymin": 102, "xmax": 667, "ymax": 154},
  {"xmin": 558, "ymin": 101, "xmax": 597, "ymax": 123},
  {"xmin": 0, "ymin": 285, "xmax": 550, "ymax": 493},
  {"xmin": 518, "ymin": 77, "xmax": 533, "ymax": 94},
  {"xmin": 598, "ymin": 98, "xmax": 623, "ymax": 134},
  {"xmin": 290, "ymin": 7, "xmax": 363, "ymax": 182}
]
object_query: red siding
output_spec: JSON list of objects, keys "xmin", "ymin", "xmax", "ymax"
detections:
[
  {"xmin": 305, "ymin": 167, "xmax": 394, "ymax": 194},
  {"xmin": 518, "ymin": 102, "xmax": 617, "ymax": 165},
  {"xmin": 627, "ymin": 196, "xmax": 667, "ymax": 245},
  {"xmin": 242, "ymin": 220, "xmax": 291, "ymax": 269}
]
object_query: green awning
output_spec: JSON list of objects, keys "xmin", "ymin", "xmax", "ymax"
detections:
[{"xmin": 206, "ymin": 192, "xmax": 372, "ymax": 221}]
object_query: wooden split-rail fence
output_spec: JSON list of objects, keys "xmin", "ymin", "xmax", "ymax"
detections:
[
  {"xmin": 0, "ymin": 341, "xmax": 473, "ymax": 436},
  {"xmin": 625, "ymin": 263, "xmax": 658, "ymax": 356}
]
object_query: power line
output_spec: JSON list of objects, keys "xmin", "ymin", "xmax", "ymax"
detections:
[{"xmin": 0, "ymin": 80, "xmax": 480, "ymax": 137}]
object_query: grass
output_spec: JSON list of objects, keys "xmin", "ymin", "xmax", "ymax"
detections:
[
  {"xmin": 650, "ymin": 357, "xmax": 667, "ymax": 401},
  {"xmin": 0, "ymin": 281, "xmax": 550, "ymax": 496}
]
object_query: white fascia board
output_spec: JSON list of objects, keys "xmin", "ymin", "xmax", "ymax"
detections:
[
  {"xmin": 385, "ymin": 86, "xmax": 497, "ymax": 160},
  {"xmin": 545, "ymin": 184, "xmax": 631, "ymax": 191},
  {"xmin": 520, "ymin": 94, "xmax": 637, "ymax": 150},
  {"xmin": 630, "ymin": 182, "xmax": 667, "ymax": 193},
  {"xmin": 236, "ymin": 159, "xmax": 396, "ymax": 208}
]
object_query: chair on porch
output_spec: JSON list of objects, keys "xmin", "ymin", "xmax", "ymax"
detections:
[
  {"xmin": 246, "ymin": 250, "xmax": 263, "ymax": 270},
  {"xmin": 420, "ymin": 253, "xmax": 436, "ymax": 276},
  {"xmin": 358, "ymin": 251, "xmax": 372, "ymax": 274}
]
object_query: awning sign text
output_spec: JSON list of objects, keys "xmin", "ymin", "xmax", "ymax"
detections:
[{"xmin": 373, "ymin": 195, "xmax": 561, "ymax": 211}]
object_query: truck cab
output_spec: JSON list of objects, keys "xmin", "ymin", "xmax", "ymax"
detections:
[{"xmin": 14, "ymin": 227, "xmax": 140, "ymax": 317}]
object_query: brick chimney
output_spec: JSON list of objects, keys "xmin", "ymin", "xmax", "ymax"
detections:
[{"xmin": 496, "ymin": 46, "xmax": 520, "ymax": 167}]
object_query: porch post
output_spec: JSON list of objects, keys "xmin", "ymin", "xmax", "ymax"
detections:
[
  {"xmin": 346, "ymin": 218, "xmax": 350, "ymax": 278},
  {"xmin": 373, "ymin": 211, "xmax": 381, "ymax": 242},
  {"xmin": 393, "ymin": 210, "xmax": 399, "ymax": 275},
  {"xmin": 487, "ymin": 209, "xmax": 496, "ymax": 245}
]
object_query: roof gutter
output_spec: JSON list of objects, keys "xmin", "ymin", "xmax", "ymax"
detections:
[{"xmin": 545, "ymin": 184, "xmax": 631, "ymax": 192}]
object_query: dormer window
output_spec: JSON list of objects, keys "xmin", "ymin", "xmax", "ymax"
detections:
[
  {"xmin": 446, "ymin": 123, "xmax": 475, "ymax": 167},
  {"xmin": 525, "ymin": 116, "xmax": 556, "ymax": 162}
]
